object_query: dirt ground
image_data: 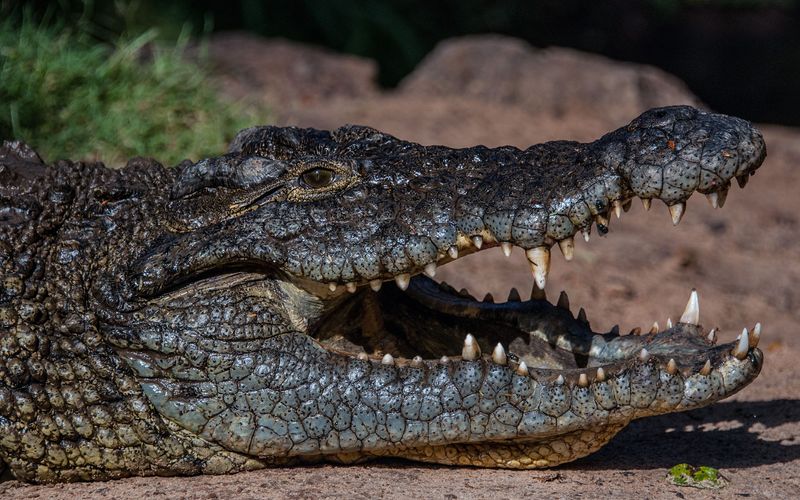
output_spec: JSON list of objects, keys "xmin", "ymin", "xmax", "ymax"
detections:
[{"xmin": 2, "ymin": 34, "xmax": 798, "ymax": 499}]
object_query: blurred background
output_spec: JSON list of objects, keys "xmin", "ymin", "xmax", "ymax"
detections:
[{"xmin": 2, "ymin": 0, "xmax": 799, "ymax": 163}]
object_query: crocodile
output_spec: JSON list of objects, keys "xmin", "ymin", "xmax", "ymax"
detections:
[{"xmin": 0, "ymin": 105, "xmax": 766, "ymax": 483}]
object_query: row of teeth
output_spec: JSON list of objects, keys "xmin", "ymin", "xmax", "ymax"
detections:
[
  {"xmin": 357, "ymin": 289, "xmax": 762, "ymax": 381},
  {"xmin": 328, "ymin": 179, "xmax": 749, "ymax": 294}
]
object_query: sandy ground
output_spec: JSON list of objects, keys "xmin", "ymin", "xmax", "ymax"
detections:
[{"xmin": 2, "ymin": 34, "xmax": 798, "ymax": 499}]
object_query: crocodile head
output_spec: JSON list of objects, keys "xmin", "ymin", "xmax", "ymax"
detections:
[{"xmin": 0, "ymin": 106, "xmax": 766, "ymax": 481}]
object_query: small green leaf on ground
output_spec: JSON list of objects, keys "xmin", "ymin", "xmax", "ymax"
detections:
[{"xmin": 667, "ymin": 463, "xmax": 729, "ymax": 489}]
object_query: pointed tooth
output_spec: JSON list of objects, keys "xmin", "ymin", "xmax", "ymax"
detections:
[
  {"xmin": 411, "ymin": 356, "xmax": 423, "ymax": 368},
  {"xmin": 666, "ymin": 317, "xmax": 673, "ymax": 329},
  {"xmin": 395, "ymin": 273, "xmax": 411, "ymax": 291},
  {"xmin": 667, "ymin": 358, "xmax": 678, "ymax": 375},
  {"xmin": 471, "ymin": 235, "xmax": 483, "ymax": 249},
  {"xmin": 492, "ymin": 343, "xmax": 507, "ymax": 365},
  {"xmin": 613, "ymin": 200, "xmax": 623, "ymax": 219},
  {"xmin": 462, "ymin": 333, "xmax": 481, "ymax": 360},
  {"xmin": 639, "ymin": 348, "xmax": 650, "ymax": 363},
  {"xmin": 381, "ymin": 353, "xmax": 395, "ymax": 365},
  {"xmin": 717, "ymin": 188, "xmax": 728, "ymax": 208},
  {"xmin": 629, "ymin": 327, "xmax": 642, "ymax": 336},
  {"xmin": 699, "ymin": 359, "xmax": 712, "ymax": 376},
  {"xmin": 595, "ymin": 367, "xmax": 606, "ymax": 382},
  {"xmin": 642, "ymin": 198, "xmax": 652, "ymax": 211},
  {"xmin": 483, "ymin": 293, "xmax": 494, "ymax": 303},
  {"xmin": 530, "ymin": 281, "xmax": 547, "ymax": 301},
  {"xmin": 582, "ymin": 226, "xmax": 591, "ymax": 242},
  {"xmin": 369, "ymin": 279, "xmax": 382, "ymax": 292},
  {"xmin": 750, "ymin": 322, "xmax": 761, "ymax": 348},
  {"xmin": 459, "ymin": 288, "xmax": 476, "ymax": 300},
  {"xmin": 501, "ymin": 242, "xmax": 513, "ymax": 257},
  {"xmin": 507, "ymin": 288, "xmax": 521, "ymax": 302},
  {"xmin": 516, "ymin": 361, "xmax": 529, "ymax": 376},
  {"xmin": 733, "ymin": 328, "xmax": 749, "ymax": 359},
  {"xmin": 707, "ymin": 328, "xmax": 717, "ymax": 344},
  {"xmin": 706, "ymin": 192, "xmax": 719, "ymax": 208},
  {"xmin": 622, "ymin": 199, "xmax": 632, "ymax": 212},
  {"xmin": 679, "ymin": 289, "xmax": 700, "ymax": 325},
  {"xmin": 578, "ymin": 373, "xmax": 589, "ymax": 387},
  {"xmin": 358, "ymin": 352, "xmax": 369, "ymax": 361},
  {"xmin": 558, "ymin": 237, "xmax": 575, "ymax": 261},
  {"xmin": 557, "ymin": 291, "xmax": 570, "ymax": 312},
  {"xmin": 555, "ymin": 374, "xmax": 565, "ymax": 385},
  {"xmin": 649, "ymin": 322, "xmax": 659, "ymax": 334},
  {"xmin": 610, "ymin": 325, "xmax": 620, "ymax": 336},
  {"xmin": 328, "ymin": 283, "xmax": 339, "ymax": 292},
  {"xmin": 423, "ymin": 262, "xmax": 437, "ymax": 278},
  {"xmin": 668, "ymin": 202, "xmax": 685, "ymax": 225},
  {"xmin": 448, "ymin": 246, "xmax": 459, "ymax": 259},
  {"xmin": 736, "ymin": 174, "xmax": 749, "ymax": 188},
  {"xmin": 526, "ymin": 246, "xmax": 551, "ymax": 290},
  {"xmin": 440, "ymin": 355, "xmax": 449, "ymax": 364},
  {"xmin": 577, "ymin": 308, "xmax": 589, "ymax": 326},
  {"xmin": 344, "ymin": 282, "xmax": 357, "ymax": 293}
]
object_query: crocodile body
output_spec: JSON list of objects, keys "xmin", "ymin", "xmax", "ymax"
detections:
[{"xmin": 0, "ymin": 106, "xmax": 766, "ymax": 482}]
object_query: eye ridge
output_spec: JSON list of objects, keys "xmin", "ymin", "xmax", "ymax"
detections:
[{"xmin": 301, "ymin": 167, "xmax": 336, "ymax": 188}]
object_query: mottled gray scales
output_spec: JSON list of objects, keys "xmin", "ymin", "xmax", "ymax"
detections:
[{"xmin": 0, "ymin": 106, "xmax": 766, "ymax": 482}]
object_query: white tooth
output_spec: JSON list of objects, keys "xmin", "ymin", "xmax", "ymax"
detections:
[
  {"xmin": 751, "ymin": 322, "xmax": 761, "ymax": 348},
  {"xmin": 346, "ymin": 282, "xmax": 357, "ymax": 293},
  {"xmin": 395, "ymin": 273, "xmax": 411, "ymax": 291},
  {"xmin": 440, "ymin": 355, "xmax": 450, "ymax": 364},
  {"xmin": 642, "ymin": 198, "xmax": 652, "ymax": 211},
  {"xmin": 358, "ymin": 352, "xmax": 369, "ymax": 361},
  {"xmin": 424, "ymin": 262, "xmax": 437, "ymax": 278},
  {"xmin": 411, "ymin": 356, "xmax": 423, "ymax": 367},
  {"xmin": 679, "ymin": 289, "xmax": 700, "ymax": 325},
  {"xmin": 491, "ymin": 343, "xmax": 507, "ymax": 365},
  {"xmin": 706, "ymin": 192, "xmax": 719, "ymax": 208},
  {"xmin": 526, "ymin": 246, "xmax": 551, "ymax": 290},
  {"xmin": 699, "ymin": 359, "xmax": 712, "ymax": 375},
  {"xmin": 381, "ymin": 353, "xmax": 395, "ymax": 365},
  {"xmin": 596, "ymin": 367, "xmax": 606, "ymax": 382},
  {"xmin": 501, "ymin": 242, "xmax": 513, "ymax": 257},
  {"xmin": 668, "ymin": 202, "xmax": 685, "ymax": 225},
  {"xmin": 666, "ymin": 317, "xmax": 673, "ymax": 329},
  {"xmin": 448, "ymin": 246, "xmax": 459, "ymax": 259},
  {"xmin": 582, "ymin": 227, "xmax": 591, "ymax": 242},
  {"xmin": 558, "ymin": 237, "xmax": 575, "ymax": 261},
  {"xmin": 667, "ymin": 358, "xmax": 678, "ymax": 375},
  {"xmin": 462, "ymin": 333, "xmax": 481, "ymax": 360},
  {"xmin": 507, "ymin": 288, "xmax": 521, "ymax": 302},
  {"xmin": 471, "ymin": 236, "xmax": 483, "ymax": 249},
  {"xmin": 578, "ymin": 373, "xmax": 589, "ymax": 387},
  {"xmin": 639, "ymin": 348, "xmax": 650, "ymax": 363},
  {"xmin": 650, "ymin": 322, "xmax": 659, "ymax": 334},
  {"xmin": 555, "ymin": 374, "xmax": 565, "ymax": 385},
  {"xmin": 613, "ymin": 200, "xmax": 623, "ymax": 219},
  {"xmin": 733, "ymin": 328, "xmax": 749, "ymax": 359},
  {"xmin": 707, "ymin": 328, "xmax": 717, "ymax": 343},
  {"xmin": 328, "ymin": 283, "xmax": 338, "ymax": 292},
  {"xmin": 516, "ymin": 361, "xmax": 528, "ymax": 376},
  {"xmin": 369, "ymin": 279, "xmax": 382, "ymax": 292}
]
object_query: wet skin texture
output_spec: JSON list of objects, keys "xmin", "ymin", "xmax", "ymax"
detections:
[{"xmin": 0, "ymin": 106, "xmax": 766, "ymax": 482}]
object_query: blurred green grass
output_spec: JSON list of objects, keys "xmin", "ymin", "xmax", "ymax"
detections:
[{"xmin": 0, "ymin": 16, "xmax": 265, "ymax": 166}]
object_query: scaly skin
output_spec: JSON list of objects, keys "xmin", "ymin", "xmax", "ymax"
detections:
[{"xmin": 0, "ymin": 106, "xmax": 766, "ymax": 482}]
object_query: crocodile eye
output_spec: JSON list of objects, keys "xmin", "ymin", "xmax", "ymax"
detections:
[{"xmin": 301, "ymin": 167, "xmax": 335, "ymax": 188}]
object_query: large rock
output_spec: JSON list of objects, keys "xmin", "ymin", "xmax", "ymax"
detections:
[
  {"xmin": 399, "ymin": 35, "xmax": 702, "ymax": 127},
  {"xmin": 206, "ymin": 32, "xmax": 378, "ymax": 107}
]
